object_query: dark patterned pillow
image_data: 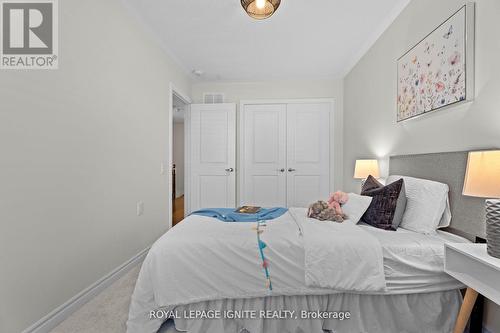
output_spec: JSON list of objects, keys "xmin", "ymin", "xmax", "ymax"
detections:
[
  {"xmin": 361, "ymin": 175, "xmax": 404, "ymax": 231},
  {"xmin": 362, "ymin": 176, "xmax": 407, "ymax": 229},
  {"xmin": 361, "ymin": 175, "xmax": 384, "ymax": 193}
]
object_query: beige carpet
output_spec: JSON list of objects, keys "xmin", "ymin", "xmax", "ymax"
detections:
[
  {"xmin": 50, "ymin": 265, "xmax": 177, "ymax": 333},
  {"xmin": 50, "ymin": 266, "xmax": 140, "ymax": 333}
]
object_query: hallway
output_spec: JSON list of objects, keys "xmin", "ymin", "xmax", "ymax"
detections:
[{"xmin": 172, "ymin": 195, "xmax": 184, "ymax": 226}]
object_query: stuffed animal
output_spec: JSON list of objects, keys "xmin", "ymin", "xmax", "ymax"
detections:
[
  {"xmin": 307, "ymin": 200, "xmax": 346, "ymax": 222},
  {"xmin": 327, "ymin": 191, "xmax": 349, "ymax": 216}
]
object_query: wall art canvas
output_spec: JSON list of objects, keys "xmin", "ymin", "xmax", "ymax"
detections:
[{"xmin": 397, "ymin": 4, "xmax": 475, "ymax": 122}]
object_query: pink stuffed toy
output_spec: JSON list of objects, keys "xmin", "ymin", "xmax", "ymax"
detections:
[{"xmin": 327, "ymin": 191, "xmax": 349, "ymax": 216}]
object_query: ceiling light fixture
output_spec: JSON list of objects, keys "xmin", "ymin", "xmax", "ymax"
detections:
[{"xmin": 241, "ymin": 0, "xmax": 281, "ymax": 20}]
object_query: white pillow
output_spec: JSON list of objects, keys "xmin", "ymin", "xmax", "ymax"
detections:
[
  {"xmin": 387, "ymin": 175, "xmax": 449, "ymax": 234},
  {"xmin": 342, "ymin": 193, "xmax": 373, "ymax": 224},
  {"xmin": 439, "ymin": 197, "xmax": 452, "ymax": 228}
]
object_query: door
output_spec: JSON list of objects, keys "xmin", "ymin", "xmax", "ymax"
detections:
[
  {"xmin": 242, "ymin": 104, "xmax": 287, "ymax": 206},
  {"xmin": 189, "ymin": 104, "xmax": 236, "ymax": 211},
  {"xmin": 286, "ymin": 103, "xmax": 330, "ymax": 207}
]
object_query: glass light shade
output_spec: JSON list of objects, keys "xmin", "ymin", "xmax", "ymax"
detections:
[
  {"xmin": 354, "ymin": 160, "xmax": 380, "ymax": 179},
  {"xmin": 463, "ymin": 150, "xmax": 500, "ymax": 198},
  {"xmin": 241, "ymin": 0, "xmax": 281, "ymax": 20}
]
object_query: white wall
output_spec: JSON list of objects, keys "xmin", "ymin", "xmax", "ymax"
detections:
[
  {"xmin": 343, "ymin": 0, "xmax": 500, "ymax": 331},
  {"xmin": 191, "ymin": 79, "xmax": 344, "ymax": 191},
  {"xmin": 0, "ymin": 0, "xmax": 191, "ymax": 332},
  {"xmin": 343, "ymin": 0, "xmax": 500, "ymax": 193},
  {"xmin": 173, "ymin": 122, "xmax": 185, "ymax": 197}
]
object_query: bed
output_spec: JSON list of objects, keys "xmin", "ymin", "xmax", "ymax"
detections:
[{"xmin": 127, "ymin": 152, "xmax": 480, "ymax": 333}]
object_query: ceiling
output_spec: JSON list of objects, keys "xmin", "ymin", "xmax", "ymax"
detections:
[{"xmin": 124, "ymin": 0, "xmax": 410, "ymax": 81}]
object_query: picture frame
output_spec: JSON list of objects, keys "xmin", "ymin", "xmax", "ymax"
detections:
[{"xmin": 397, "ymin": 3, "xmax": 475, "ymax": 122}]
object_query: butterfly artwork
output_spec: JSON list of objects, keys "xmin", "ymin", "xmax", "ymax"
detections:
[
  {"xmin": 424, "ymin": 43, "xmax": 434, "ymax": 54},
  {"xmin": 397, "ymin": 5, "xmax": 470, "ymax": 121},
  {"xmin": 443, "ymin": 25, "xmax": 453, "ymax": 39},
  {"xmin": 449, "ymin": 52, "xmax": 460, "ymax": 66}
]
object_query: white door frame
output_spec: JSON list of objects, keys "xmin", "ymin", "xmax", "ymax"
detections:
[
  {"xmin": 168, "ymin": 83, "xmax": 191, "ymax": 229},
  {"xmin": 238, "ymin": 98, "xmax": 335, "ymax": 206}
]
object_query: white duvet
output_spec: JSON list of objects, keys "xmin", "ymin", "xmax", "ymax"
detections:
[
  {"xmin": 127, "ymin": 209, "xmax": 464, "ymax": 333},
  {"xmin": 289, "ymin": 208, "xmax": 386, "ymax": 291}
]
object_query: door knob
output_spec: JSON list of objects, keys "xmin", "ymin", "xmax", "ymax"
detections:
[
  {"xmin": 225, "ymin": 167, "xmax": 234, "ymax": 172},
  {"xmin": 278, "ymin": 168, "xmax": 285, "ymax": 173},
  {"xmin": 288, "ymin": 168, "xmax": 296, "ymax": 172}
]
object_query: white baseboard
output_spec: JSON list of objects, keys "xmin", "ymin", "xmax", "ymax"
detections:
[{"xmin": 21, "ymin": 247, "xmax": 150, "ymax": 333}]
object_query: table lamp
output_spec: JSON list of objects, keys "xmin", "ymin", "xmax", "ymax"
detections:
[
  {"xmin": 463, "ymin": 150, "xmax": 500, "ymax": 258},
  {"xmin": 354, "ymin": 159, "xmax": 380, "ymax": 188}
]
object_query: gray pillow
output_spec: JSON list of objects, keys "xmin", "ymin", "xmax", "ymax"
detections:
[{"xmin": 391, "ymin": 179, "xmax": 407, "ymax": 229}]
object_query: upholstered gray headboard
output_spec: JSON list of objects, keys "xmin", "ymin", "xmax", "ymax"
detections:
[{"xmin": 389, "ymin": 151, "xmax": 486, "ymax": 240}]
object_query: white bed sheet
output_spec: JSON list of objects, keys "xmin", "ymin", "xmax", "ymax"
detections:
[
  {"xmin": 358, "ymin": 222, "xmax": 469, "ymax": 293},
  {"xmin": 127, "ymin": 211, "xmax": 469, "ymax": 333},
  {"xmin": 289, "ymin": 208, "xmax": 386, "ymax": 292}
]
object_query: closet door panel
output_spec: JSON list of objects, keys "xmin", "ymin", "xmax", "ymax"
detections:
[
  {"xmin": 292, "ymin": 175, "xmax": 322, "ymax": 207},
  {"xmin": 287, "ymin": 103, "xmax": 330, "ymax": 207},
  {"xmin": 242, "ymin": 104, "xmax": 287, "ymax": 207}
]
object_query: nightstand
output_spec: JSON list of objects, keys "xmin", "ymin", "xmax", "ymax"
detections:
[{"xmin": 444, "ymin": 243, "xmax": 500, "ymax": 333}]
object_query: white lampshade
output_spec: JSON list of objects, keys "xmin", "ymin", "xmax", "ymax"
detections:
[
  {"xmin": 354, "ymin": 159, "xmax": 380, "ymax": 179},
  {"xmin": 463, "ymin": 150, "xmax": 500, "ymax": 198}
]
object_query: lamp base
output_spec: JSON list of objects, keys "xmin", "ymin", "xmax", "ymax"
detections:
[{"xmin": 486, "ymin": 199, "xmax": 500, "ymax": 259}]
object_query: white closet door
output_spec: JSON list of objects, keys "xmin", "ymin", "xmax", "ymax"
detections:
[
  {"xmin": 189, "ymin": 104, "xmax": 236, "ymax": 211},
  {"xmin": 286, "ymin": 103, "xmax": 330, "ymax": 207},
  {"xmin": 242, "ymin": 104, "xmax": 287, "ymax": 207}
]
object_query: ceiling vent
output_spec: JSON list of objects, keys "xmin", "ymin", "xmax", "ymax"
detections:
[{"xmin": 203, "ymin": 93, "xmax": 225, "ymax": 104}]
